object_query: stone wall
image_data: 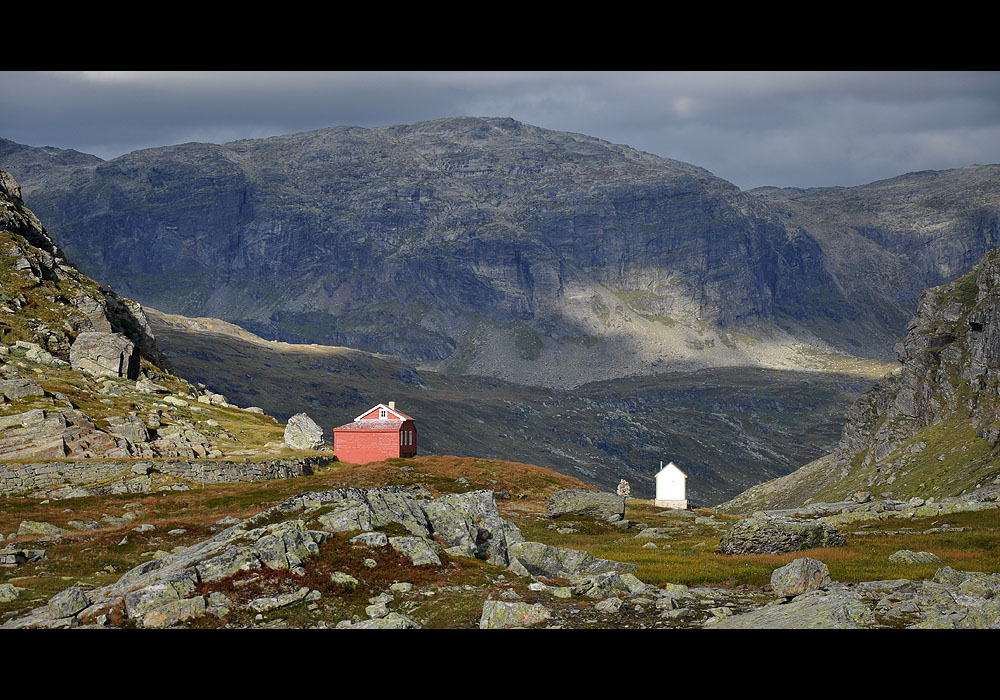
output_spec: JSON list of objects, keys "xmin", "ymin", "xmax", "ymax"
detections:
[{"xmin": 0, "ymin": 455, "xmax": 333, "ymax": 498}]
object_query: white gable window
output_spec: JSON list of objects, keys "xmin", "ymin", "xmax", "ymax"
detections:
[{"xmin": 379, "ymin": 408, "xmax": 387, "ymax": 419}]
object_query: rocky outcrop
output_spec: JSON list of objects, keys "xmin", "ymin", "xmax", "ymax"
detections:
[
  {"xmin": 506, "ymin": 540, "xmax": 636, "ymax": 579},
  {"xmin": 720, "ymin": 247, "xmax": 1000, "ymax": 510},
  {"xmin": 710, "ymin": 589, "xmax": 877, "ymax": 629},
  {"xmin": 0, "ymin": 408, "xmax": 117, "ymax": 462},
  {"xmin": 717, "ymin": 511, "xmax": 846, "ymax": 555},
  {"xmin": 0, "ymin": 170, "xmax": 167, "ymax": 371},
  {"xmin": 302, "ymin": 487, "xmax": 524, "ymax": 567},
  {"xmin": 70, "ymin": 332, "xmax": 139, "ymax": 380},
  {"xmin": 479, "ymin": 600, "xmax": 552, "ymax": 629},
  {"xmin": 546, "ymin": 489, "xmax": 626, "ymax": 523}
]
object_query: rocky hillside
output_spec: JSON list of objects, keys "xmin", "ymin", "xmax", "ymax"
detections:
[
  {"xmin": 752, "ymin": 166, "xmax": 1000, "ymax": 347},
  {"xmin": 0, "ymin": 170, "xmax": 318, "ymax": 496},
  {"xmin": 719, "ymin": 247, "xmax": 1000, "ymax": 512},
  {"xmin": 2, "ymin": 455, "xmax": 997, "ymax": 629},
  {"xmin": 7, "ymin": 120, "xmax": 996, "ymax": 387}
]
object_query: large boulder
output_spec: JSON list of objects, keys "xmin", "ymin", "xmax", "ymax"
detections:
[
  {"xmin": 710, "ymin": 590, "xmax": 876, "ymax": 629},
  {"xmin": 507, "ymin": 541, "xmax": 636, "ymax": 579},
  {"xmin": 770, "ymin": 557, "xmax": 832, "ymax": 597},
  {"xmin": 0, "ymin": 378, "xmax": 45, "ymax": 400},
  {"xmin": 70, "ymin": 332, "xmax": 140, "ymax": 380},
  {"xmin": 284, "ymin": 413, "xmax": 324, "ymax": 450},
  {"xmin": 547, "ymin": 489, "xmax": 625, "ymax": 522},
  {"xmin": 421, "ymin": 490, "xmax": 524, "ymax": 566},
  {"xmin": 479, "ymin": 600, "xmax": 552, "ymax": 629},
  {"xmin": 718, "ymin": 512, "xmax": 846, "ymax": 555}
]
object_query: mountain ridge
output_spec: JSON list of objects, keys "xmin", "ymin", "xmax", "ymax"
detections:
[{"xmin": 7, "ymin": 117, "xmax": 995, "ymax": 388}]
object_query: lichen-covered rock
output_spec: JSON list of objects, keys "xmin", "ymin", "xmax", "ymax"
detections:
[
  {"xmin": 889, "ymin": 550, "xmax": 942, "ymax": 564},
  {"xmin": 17, "ymin": 520, "xmax": 68, "ymax": 537},
  {"xmin": 718, "ymin": 512, "xmax": 846, "ymax": 555},
  {"xmin": 595, "ymin": 597, "xmax": 625, "ymax": 613},
  {"xmin": 123, "ymin": 571, "xmax": 198, "ymax": 618},
  {"xmin": 70, "ymin": 332, "xmax": 139, "ymax": 380},
  {"xmin": 142, "ymin": 596, "xmax": 207, "ymax": 628},
  {"xmin": 105, "ymin": 415, "xmax": 150, "ymax": 444},
  {"xmin": 547, "ymin": 489, "xmax": 625, "ymax": 522},
  {"xmin": 331, "ymin": 572, "xmax": 360, "ymax": 588},
  {"xmin": 249, "ymin": 587, "xmax": 311, "ymax": 613},
  {"xmin": 389, "ymin": 536, "xmax": 442, "ymax": 566},
  {"xmin": 770, "ymin": 557, "xmax": 832, "ymax": 597},
  {"xmin": 507, "ymin": 541, "xmax": 636, "ymax": 579},
  {"xmin": 0, "ymin": 377, "xmax": 45, "ymax": 400},
  {"xmin": 47, "ymin": 586, "xmax": 90, "ymax": 619},
  {"xmin": 711, "ymin": 591, "xmax": 876, "ymax": 629},
  {"xmin": 0, "ymin": 583, "xmax": 23, "ymax": 602},
  {"xmin": 349, "ymin": 612, "xmax": 420, "ymax": 629},
  {"xmin": 284, "ymin": 413, "xmax": 324, "ymax": 450},
  {"xmin": 571, "ymin": 571, "xmax": 645, "ymax": 599},
  {"xmin": 252, "ymin": 519, "xmax": 320, "ymax": 570},
  {"xmin": 349, "ymin": 532, "xmax": 388, "ymax": 548},
  {"xmin": 421, "ymin": 490, "xmax": 524, "ymax": 566},
  {"xmin": 479, "ymin": 600, "xmax": 552, "ymax": 629}
]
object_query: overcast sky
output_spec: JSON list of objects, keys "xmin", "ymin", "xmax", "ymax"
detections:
[{"xmin": 2, "ymin": 70, "xmax": 998, "ymax": 190}]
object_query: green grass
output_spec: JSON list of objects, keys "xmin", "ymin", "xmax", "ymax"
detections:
[{"xmin": 510, "ymin": 499, "xmax": 1000, "ymax": 589}]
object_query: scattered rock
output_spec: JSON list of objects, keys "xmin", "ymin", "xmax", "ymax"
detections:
[
  {"xmin": 17, "ymin": 521, "xmax": 67, "ymax": 537},
  {"xmin": 889, "ymin": 550, "xmax": 943, "ymax": 564},
  {"xmin": 0, "ymin": 583, "xmax": 23, "ymax": 602},
  {"xmin": 349, "ymin": 532, "xmax": 388, "ymax": 548},
  {"xmin": 331, "ymin": 572, "xmax": 360, "ymax": 588},
  {"xmin": 349, "ymin": 612, "xmax": 420, "ymax": 629}
]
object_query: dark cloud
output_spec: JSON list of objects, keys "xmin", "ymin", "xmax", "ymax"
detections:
[{"xmin": 1, "ymin": 71, "xmax": 998, "ymax": 189}]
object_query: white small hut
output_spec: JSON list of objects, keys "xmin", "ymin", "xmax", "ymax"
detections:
[{"xmin": 653, "ymin": 461, "xmax": 687, "ymax": 509}]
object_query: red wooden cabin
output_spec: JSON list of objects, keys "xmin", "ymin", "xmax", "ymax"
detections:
[{"xmin": 332, "ymin": 402, "xmax": 417, "ymax": 464}]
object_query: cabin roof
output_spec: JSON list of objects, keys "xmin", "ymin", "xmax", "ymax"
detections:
[
  {"xmin": 656, "ymin": 461, "xmax": 687, "ymax": 478},
  {"xmin": 353, "ymin": 403, "xmax": 415, "ymax": 422},
  {"xmin": 334, "ymin": 419, "xmax": 408, "ymax": 431}
]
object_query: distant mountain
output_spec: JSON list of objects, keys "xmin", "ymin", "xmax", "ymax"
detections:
[
  {"xmin": 2, "ymin": 119, "xmax": 998, "ymax": 388},
  {"xmin": 719, "ymin": 247, "xmax": 1000, "ymax": 512}
]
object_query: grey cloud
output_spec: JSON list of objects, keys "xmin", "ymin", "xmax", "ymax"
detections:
[{"xmin": 1, "ymin": 71, "xmax": 998, "ymax": 189}]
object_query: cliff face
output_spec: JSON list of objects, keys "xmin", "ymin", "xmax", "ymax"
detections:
[
  {"xmin": 4, "ymin": 120, "xmax": 998, "ymax": 387},
  {"xmin": 719, "ymin": 248, "xmax": 1000, "ymax": 511},
  {"xmin": 0, "ymin": 120, "xmax": 872, "ymax": 385},
  {"xmin": 0, "ymin": 170, "xmax": 164, "ymax": 366}
]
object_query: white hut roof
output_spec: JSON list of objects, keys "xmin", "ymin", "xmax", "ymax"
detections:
[{"xmin": 655, "ymin": 461, "xmax": 687, "ymax": 478}]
